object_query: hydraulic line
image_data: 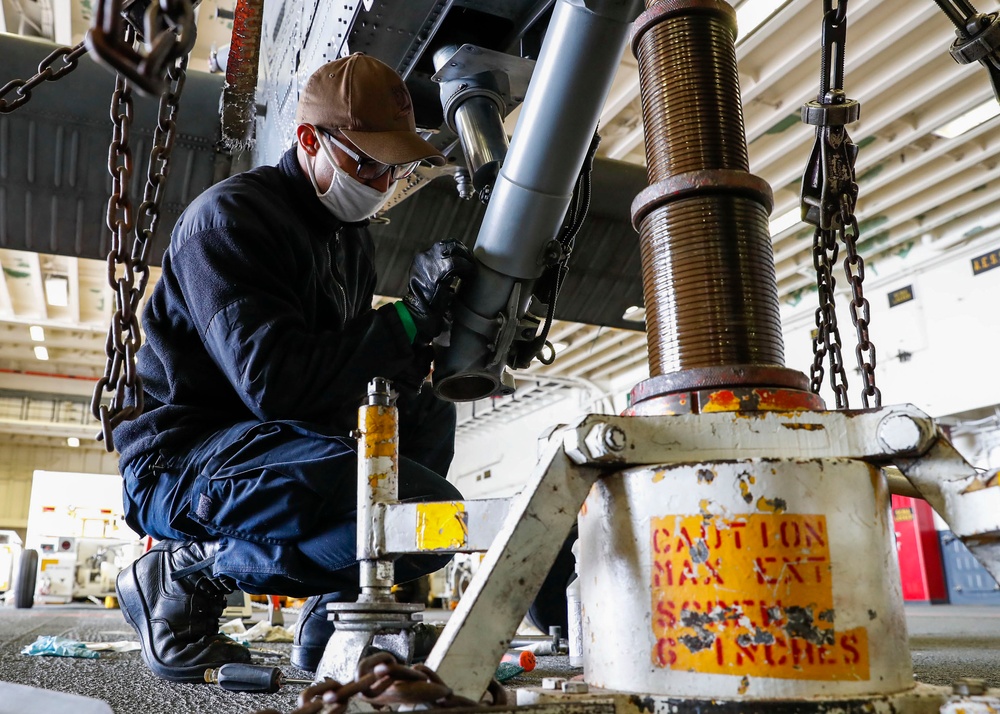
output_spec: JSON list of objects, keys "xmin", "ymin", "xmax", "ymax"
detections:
[{"xmin": 631, "ymin": 0, "xmax": 785, "ymax": 382}]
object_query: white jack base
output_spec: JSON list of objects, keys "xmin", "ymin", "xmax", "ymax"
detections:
[
  {"xmin": 516, "ymin": 682, "xmax": 956, "ymax": 714},
  {"xmin": 580, "ymin": 458, "xmax": 912, "ymax": 699},
  {"xmin": 313, "ymin": 600, "xmax": 424, "ymax": 683}
]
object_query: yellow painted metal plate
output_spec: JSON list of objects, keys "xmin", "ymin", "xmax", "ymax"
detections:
[
  {"xmin": 415, "ymin": 502, "xmax": 468, "ymax": 550},
  {"xmin": 651, "ymin": 514, "xmax": 869, "ymax": 681}
]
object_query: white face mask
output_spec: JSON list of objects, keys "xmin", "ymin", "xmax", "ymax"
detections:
[{"xmin": 304, "ymin": 134, "xmax": 397, "ymax": 222}]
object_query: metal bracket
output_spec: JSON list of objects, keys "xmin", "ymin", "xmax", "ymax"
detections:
[
  {"xmin": 377, "ymin": 498, "xmax": 512, "ymax": 556},
  {"xmin": 562, "ymin": 404, "xmax": 939, "ymax": 467},
  {"xmin": 430, "ymin": 44, "xmax": 535, "ymax": 117},
  {"xmin": 424, "ymin": 433, "xmax": 602, "ymax": 700},
  {"xmin": 894, "ymin": 436, "xmax": 1000, "ymax": 585},
  {"xmin": 486, "ymin": 283, "xmax": 523, "ymax": 368}
]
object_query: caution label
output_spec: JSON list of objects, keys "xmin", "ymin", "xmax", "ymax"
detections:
[{"xmin": 651, "ymin": 514, "xmax": 869, "ymax": 681}]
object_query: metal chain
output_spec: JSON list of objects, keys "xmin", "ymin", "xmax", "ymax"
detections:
[
  {"xmin": 91, "ymin": 55, "xmax": 137, "ymax": 451},
  {"xmin": 253, "ymin": 652, "xmax": 507, "ymax": 714},
  {"xmin": 801, "ymin": 0, "xmax": 880, "ymax": 409},
  {"xmin": 809, "ymin": 225, "xmax": 850, "ymax": 408},
  {"xmin": 91, "ymin": 26, "xmax": 188, "ymax": 451},
  {"xmin": 0, "ymin": 41, "xmax": 89, "ymax": 114},
  {"xmin": 839, "ymin": 192, "xmax": 881, "ymax": 408},
  {"xmin": 137, "ymin": 54, "xmax": 187, "ymax": 260}
]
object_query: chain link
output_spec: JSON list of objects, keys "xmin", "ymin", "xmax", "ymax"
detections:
[
  {"xmin": 254, "ymin": 652, "xmax": 507, "ymax": 714},
  {"xmin": 91, "ymin": 25, "xmax": 188, "ymax": 451},
  {"xmin": 0, "ymin": 42, "xmax": 90, "ymax": 114}
]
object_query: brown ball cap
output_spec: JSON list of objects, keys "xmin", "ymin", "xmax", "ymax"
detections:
[{"xmin": 295, "ymin": 54, "xmax": 445, "ymax": 167}]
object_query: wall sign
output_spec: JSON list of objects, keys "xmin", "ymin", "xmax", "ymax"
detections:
[
  {"xmin": 888, "ymin": 285, "xmax": 914, "ymax": 307},
  {"xmin": 972, "ymin": 248, "xmax": 1000, "ymax": 275}
]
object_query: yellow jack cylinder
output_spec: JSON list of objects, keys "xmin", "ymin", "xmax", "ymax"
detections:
[{"xmin": 357, "ymin": 377, "xmax": 398, "ymax": 596}]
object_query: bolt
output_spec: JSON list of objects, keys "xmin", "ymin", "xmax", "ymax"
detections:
[
  {"xmin": 603, "ymin": 425, "xmax": 626, "ymax": 452},
  {"xmin": 542, "ymin": 677, "xmax": 567, "ymax": 690},
  {"xmin": 582, "ymin": 423, "xmax": 627, "ymax": 461},
  {"xmin": 953, "ymin": 678, "xmax": 988, "ymax": 696},
  {"xmin": 562, "ymin": 681, "xmax": 589, "ymax": 694},
  {"xmin": 876, "ymin": 413, "xmax": 930, "ymax": 455}
]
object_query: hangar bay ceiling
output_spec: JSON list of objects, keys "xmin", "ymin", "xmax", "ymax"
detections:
[{"xmin": 0, "ymin": 0, "xmax": 998, "ymax": 443}]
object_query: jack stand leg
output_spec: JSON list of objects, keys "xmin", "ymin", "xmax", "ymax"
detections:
[{"xmin": 425, "ymin": 435, "xmax": 601, "ymax": 700}]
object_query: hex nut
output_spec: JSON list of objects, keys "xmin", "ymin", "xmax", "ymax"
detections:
[
  {"xmin": 542, "ymin": 677, "xmax": 567, "ymax": 690},
  {"xmin": 562, "ymin": 681, "xmax": 589, "ymax": 694},
  {"xmin": 583, "ymin": 423, "xmax": 626, "ymax": 460},
  {"xmin": 876, "ymin": 413, "xmax": 930, "ymax": 455},
  {"xmin": 603, "ymin": 425, "xmax": 627, "ymax": 452}
]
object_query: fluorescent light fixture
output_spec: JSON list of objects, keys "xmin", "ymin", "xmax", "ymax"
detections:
[
  {"xmin": 67, "ymin": 437, "xmax": 80, "ymax": 448},
  {"xmin": 552, "ymin": 341, "xmax": 569, "ymax": 354},
  {"xmin": 44, "ymin": 275, "xmax": 69, "ymax": 307},
  {"xmin": 769, "ymin": 208, "xmax": 801, "ymax": 236},
  {"xmin": 34, "ymin": 345, "xmax": 49, "ymax": 361},
  {"xmin": 623, "ymin": 305, "xmax": 646, "ymax": 322},
  {"xmin": 736, "ymin": 0, "xmax": 791, "ymax": 39},
  {"xmin": 29, "ymin": 325, "xmax": 45, "ymax": 342},
  {"xmin": 932, "ymin": 99, "xmax": 1000, "ymax": 139}
]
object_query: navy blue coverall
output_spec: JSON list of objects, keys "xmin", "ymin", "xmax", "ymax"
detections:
[{"xmin": 113, "ymin": 147, "xmax": 461, "ymax": 596}]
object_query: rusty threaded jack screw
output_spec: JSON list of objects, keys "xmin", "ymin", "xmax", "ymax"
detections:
[{"xmin": 628, "ymin": 0, "xmax": 813, "ymax": 410}]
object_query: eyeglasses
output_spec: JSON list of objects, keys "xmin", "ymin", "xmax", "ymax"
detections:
[{"xmin": 321, "ymin": 130, "xmax": 420, "ymax": 182}]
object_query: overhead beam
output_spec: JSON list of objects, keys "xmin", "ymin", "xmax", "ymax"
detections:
[
  {"xmin": 52, "ymin": 0, "xmax": 71, "ymax": 44},
  {"xmin": 66, "ymin": 256, "xmax": 80, "ymax": 324},
  {"xmin": 0, "ymin": 254, "xmax": 13, "ymax": 318},
  {"xmin": 0, "ymin": 369, "xmax": 97, "ymax": 397},
  {"xmin": 0, "ymin": 418, "xmax": 99, "ymax": 440},
  {"xmin": 599, "ymin": 68, "xmax": 641, "ymax": 128},
  {"xmin": 26, "ymin": 252, "xmax": 48, "ymax": 322}
]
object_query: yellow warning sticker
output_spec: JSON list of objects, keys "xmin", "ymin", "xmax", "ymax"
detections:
[
  {"xmin": 651, "ymin": 514, "xmax": 869, "ymax": 681},
  {"xmin": 40, "ymin": 558, "xmax": 59, "ymax": 571},
  {"xmin": 361, "ymin": 407, "xmax": 397, "ymax": 458},
  {"xmin": 415, "ymin": 502, "xmax": 468, "ymax": 550}
]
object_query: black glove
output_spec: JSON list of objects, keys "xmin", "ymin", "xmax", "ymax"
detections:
[
  {"xmin": 394, "ymin": 343, "xmax": 435, "ymax": 391},
  {"xmin": 403, "ymin": 239, "xmax": 476, "ymax": 342}
]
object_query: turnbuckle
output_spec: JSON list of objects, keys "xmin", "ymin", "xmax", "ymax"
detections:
[
  {"xmin": 800, "ymin": 0, "xmax": 861, "ymax": 231},
  {"xmin": 800, "ymin": 91, "xmax": 860, "ymax": 231},
  {"xmin": 933, "ymin": 0, "xmax": 1000, "ymax": 103}
]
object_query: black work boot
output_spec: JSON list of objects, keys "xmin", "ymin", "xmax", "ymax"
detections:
[
  {"xmin": 291, "ymin": 591, "xmax": 357, "ymax": 671},
  {"xmin": 116, "ymin": 540, "xmax": 251, "ymax": 682}
]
